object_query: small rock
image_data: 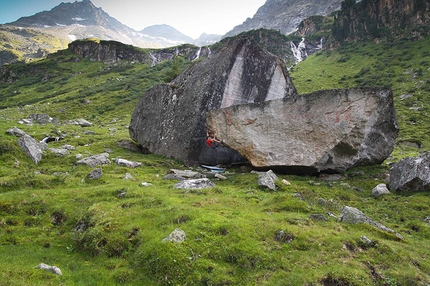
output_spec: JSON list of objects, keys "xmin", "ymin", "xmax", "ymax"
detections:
[
  {"xmin": 87, "ymin": 168, "xmax": 102, "ymax": 180},
  {"xmin": 34, "ymin": 263, "xmax": 62, "ymax": 275},
  {"xmin": 49, "ymin": 148, "xmax": 69, "ymax": 156},
  {"xmin": 360, "ymin": 235, "xmax": 372, "ymax": 245},
  {"xmin": 76, "ymin": 153, "xmax": 110, "ymax": 168},
  {"xmin": 372, "ymin": 183, "xmax": 390, "ymax": 197},
  {"xmin": 257, "ymin": 170, "xmax": 278, "ymax": 191},
  {"xmin": 114, "ymin": 157, "xmax": 142, "ymax": 168},
  {"xmin": 124, "ymin": 173, "xmax": 133, "ymax": 180},
  {"xmin": 214, "ymin": 173, "xmax": 227, "ymax": 180},
  {"xmin": 76, "ymin": 118, "xmax": 93, "ymax": 127},
  {"xmin": 174, "ymin": 178, "xmax": 215, "ymax": 189},
  {"xmin": 281, "ymin": 179, "xmax": 291, "ymax": 185},
  {"xmin": 6, "ymin": 126, "xmax": 26, "ymax": 137},
  {"xmin": 162, "ymin": 228, "xmax": 186, "ymax": 243},
  {"xmin": 169, "ymin": 169, "xmax": 204, "ymax": 179},
  {"xmin": 140, "ymin": 182, "xmax": 153, "ymax": 187},
  {"xmin": 61, "ymin": 144, "xmax": 76, "ymax": 150}
]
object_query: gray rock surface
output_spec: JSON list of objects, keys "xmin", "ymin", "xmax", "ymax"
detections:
[
  {"xmin": 6, "ymin": 126, "xmax": 26, "ymax": 137},
  {"xmin": 76, "ymin": 153, "xmax": 110, "ymax": 168},
  {"xmin": 129, "ymin": 36, "xmax": 297, "ymax": 166},
  {"xmin": 207, "ymin": 87, "xmax": 398, "ymax": 174},
  {"xmin": 162, "ymin": 228, "xmax": 186, "ymax": 243},
  {"xmin": 87, "ymin": 168, "xmax": 103, "ymax": 180},
  {"xmin": 174, "ymin": 178, "xmax": 215, "ymax": 189},
  {"xmin": 49, "ymin": 148, "xmax": 69, "ymax": 156},
  {"xmin": 34, "ymin": 263, "xmax": 62, "ymax": 275},
  {"xmin": 17, "ymin": 134, "xmax": 44, "ymax": 164},
  {"xmin": 389, "ymin": 153, "xmax": 430, "ymax": 192},
  {"xmin": 372, "ymin": 183, "xmax": 390, "ymax": 197},
  {"xmin": 255, "ymin": 170, "xmax": 279, "ymax": 190},
  {"xmin": 114, "ymin": 157, "xmax": 142, "ymax": 168},
  {"xmin": 224, "ymin": 0, "xmax": 342, "ymax": 38},
  {"xmin": 338, "ymin": 206, "xmax": 403, "ymax": 239}
]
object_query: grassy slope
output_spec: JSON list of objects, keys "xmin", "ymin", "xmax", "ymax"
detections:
[{"xmin": 0, "ymin": 39, "xmax": 429, "ymax": 285}]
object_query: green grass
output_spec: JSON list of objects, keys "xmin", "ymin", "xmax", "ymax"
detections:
[{"xmin": 0, "ymin": 36, "xmax": 430, "ymax": 285}]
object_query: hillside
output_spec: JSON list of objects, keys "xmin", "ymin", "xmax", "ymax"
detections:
[{"xmin": 1, "ymin": 11, "xmax": 430, "ymax": 286}]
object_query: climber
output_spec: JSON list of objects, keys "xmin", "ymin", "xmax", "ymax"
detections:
[{"xmin": 206, "ymin": 130, "xmax": 222, "ymax": 148}]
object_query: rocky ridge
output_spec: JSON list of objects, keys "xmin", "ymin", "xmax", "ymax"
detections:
[{"xmin": 223, "ymin": 0, "xmax": 342, "ymax": 38}]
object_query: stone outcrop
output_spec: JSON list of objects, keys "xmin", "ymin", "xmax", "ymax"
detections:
[
  {"xmin": 389, "ymin": 153, "xmax": 430, "ymax": 192},
  {"xmin": 338, "ymin": 206, "xmax": 403, "ymax": 240},
  {"xmin": 34, "ymin": 263, "xmax": 62, "ymax": 275},
  {"xmin": 129, "ymin": 37, "xmax": 297, "ymax": 166},
  {"xmin": 174, "ymin": 178, "xmax": 215, "ymax": 190},
  {"xmin": 223, "ymin": 0, "xmax": 342, "ymax": 38},
  {"xmin": 207, "ymin": 87, "xmax": 398, "ymax": 174},
  {"xmin": 18, "ymin": 134, "xmax": 45, "ymax": 164},
  {"xmin": 76, "ymin": 153, "xmax": 111, "ymax": 168}
]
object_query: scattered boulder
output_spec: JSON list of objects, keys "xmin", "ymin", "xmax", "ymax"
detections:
[
  {"xmin": 62, "ymin": 144, "xmax": 76, "ymax": 150},
  {"xmin": 168, "ymin": 169, "xmax": 204, "ymax": 179},
  {"xmin": 49, "ymin": 148, "xmax": 69, "ymax": 156},
  {"xmin": 6, "ymin": 126, "xmax": 26, "ymax": 137},
  {"xmin": 174, "ymin": 178, "xmax": 215, "ymax": 189},
  {"xmin": 29, "ymin": 114, "xmax": 59, "ymax": 124},
  {"xmin": 34, "ymin": 263, "xmax": 62, "ymax": 275},
  {"xmin": 114, "ymin": 157, "xmax": 142, "ymax": 168},
  {"xmin": 76, "ymin": 153, "xmax": 110, "ymax": 168},
  {"xmin": 162, "ymin": 228, "xmax": 186, "ymax": 243},
  {"xmin": 255, "ymin": 170, "xmax": 279, "ymax": 190},
  {"xmin": 140, "ymin": 182, "xmax": 153, "ymax": 187},
  {"xmin": 372, "ymin": 183, "xmax": 390, "ymax": 197},
  {"xmin": 389, "ymin": 153, "xmax": 430, "ymax": 192},
  {"xmin": 77, "ymin": 118, "xmax": 93, "ymax": 127},
  {"xmin": 207, "ymin": 87, "xmax": 398, "ymax": 174},
  {"xmin": 124, "ymin": 173, "xmax": 133, "ymax": 180},
  {"xmin": 338, "ymin": 206, "xmax": 403, "ymax": 240},
  {"xmin": 65, "ymin": 118, "xmax": 93, "ymax": 127},
  {"xmin": 87, "ymin": 168, "xmax": 102, "ymax": 180},
  {"xmin": 129, "ymin": 36, "xmax": 298, "ymax": 166},
  {"xmin": 17, "ymin": 134, "xmax": 44, "ymax": 164}
]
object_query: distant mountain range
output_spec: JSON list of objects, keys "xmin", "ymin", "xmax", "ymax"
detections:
[{"xmin": 0, "ymin": 0, "xmax": 366, "ymax": 66}]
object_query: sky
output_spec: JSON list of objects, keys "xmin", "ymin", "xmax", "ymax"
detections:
[{"xmin": 0, "ymin": 0, "xmax": 267, "ymax": 39}]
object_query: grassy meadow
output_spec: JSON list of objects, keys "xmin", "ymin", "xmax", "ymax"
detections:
[{"xmin": 0, "ymin": 36, "xmax": 430, "ymax": 285}]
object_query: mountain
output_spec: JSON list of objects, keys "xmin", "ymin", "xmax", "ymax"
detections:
[
  {"xmin": 0, "ymin": 0, "xmax": 204, "ymax": 65},
  {"xmin": 223, "ymin": 0, "xmax": 343, "ymax": 38},
  {"xmin": 141, "ymin": 24, "xmax": 194, "ymax": 43}
]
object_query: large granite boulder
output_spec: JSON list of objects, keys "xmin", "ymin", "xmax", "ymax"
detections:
[
  {"xmin": 129, "ymin": 36, "xmax": 298, "ymax": 166},
  {"xmin": 389, "ymin": 153, "xmax": 430, "ymax": 192},
  {"xmin": 207, "ymin": 87, "xmax": 398, "ymax": 174}
]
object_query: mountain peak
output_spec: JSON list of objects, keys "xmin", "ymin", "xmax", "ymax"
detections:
[{"xmin": 6, "ymin": 0, "xmax": 122, "ymax": 30}]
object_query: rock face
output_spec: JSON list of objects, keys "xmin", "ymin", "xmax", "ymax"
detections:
[
  {"xmin": 389, "ymin": 153, "xmax": 430, "ymax": 192},
  {"xmin": 129, "ymin": 37, "xmax": 298, "ymax": 166},
  {"xmin": 224, "ymin": 0, "xmax": 342, "ymax": 38},
  {"xmin": 18, "ymin": 134, "xmax": 44, "ymax": 164},
  {"xmin": 207, "ymin": 87, "xmax": 398, "ymax": 174}
]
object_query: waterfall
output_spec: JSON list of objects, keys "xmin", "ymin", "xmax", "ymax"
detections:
[
  {"xmin": 149, "ymin": 52, "xmax": 158, "ymax": 67},
  {"xmin": 318, "ymin": 37, "xmax": 324, "ymax": 50},
  {"xmin": 193, "ymin": 47, "xmax": 201, "ymax": 60},
  {"xmin": 290, "ymin": 38, "xmax": 307, "ymax": 63}
]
